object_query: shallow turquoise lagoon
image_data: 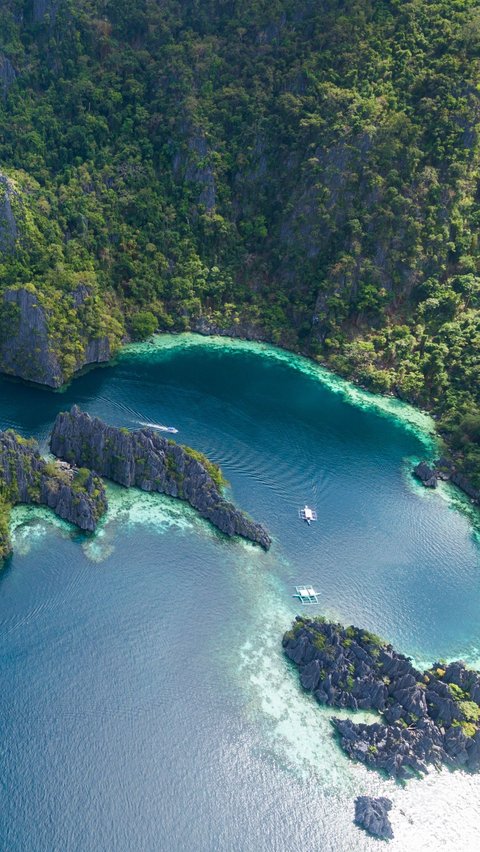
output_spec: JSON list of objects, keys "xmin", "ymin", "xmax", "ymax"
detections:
[{"xmin": 1, "ymin": 335, "xmax": 479, "ymax": 851}]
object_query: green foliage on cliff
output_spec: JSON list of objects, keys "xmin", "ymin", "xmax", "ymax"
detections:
[
  {"xmin": 181, "ymin": 445, "xmax": 227, "ymax": 490},
  {"xmin": 0, "ymin": 497, "xmax": 12, "ymax": 561},
  {"xmin": 1, "ymin": 1, "xmax": 480, "ymax": 478},
  {"xmin": 0, "ymin": 429, "xmax": 107, "ymax": 557}
]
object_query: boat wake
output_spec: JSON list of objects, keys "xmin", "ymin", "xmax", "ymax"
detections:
[{"xmin": 138, "ymin": 421, "xmax": 178, "ymax": 433}]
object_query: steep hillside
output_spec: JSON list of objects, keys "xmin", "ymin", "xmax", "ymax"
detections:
[{"xmin": 1, "ymin": 1, "xmax": 480, "ymax": 480}]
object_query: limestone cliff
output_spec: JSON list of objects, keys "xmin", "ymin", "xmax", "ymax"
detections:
[
  {"xmin": 33, "ymin": 0, "xmax": 60, "ymax": 24},
  {"xmin": 0, "ymin": 429, "xmax": 107, "ymax": 559},
  {"xmin": 51, "ymin": 406, "xmax": 271, "ymax": 549},
  {"xmin": 0, "ymin": 172, "xmax": 18, "ymax": 253},
  {"xmin": 0, "ymin": 169, "xmax": 123, "ymax": 388},
  {"xmin": 0, "ymin": 285, "xmax": 113, "ymax": 388},
  {"xmin": 0, "ymin": 54, "xmax": 16, "ymax": 101}
]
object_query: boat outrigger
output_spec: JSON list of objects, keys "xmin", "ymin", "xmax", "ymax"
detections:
[
  {"xmin": 298, "ymin": 504, "xmax": 317, "ymax": 524},
  {"xmin": 293, "ymin": 586, "xmax": 320, "ymax": 604}
]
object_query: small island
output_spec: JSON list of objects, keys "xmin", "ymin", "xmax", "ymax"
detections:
[
  {"xmin": 283, "ymin": 616, "xmax": 480, "ymax": 778},
  {"xmin": 0, "ymin": 406, "xmax": 271, "ymax": 562},
  {"xmin": 0, "ymin": 428, "xmax": 106, "ymax": 560},
  {"xmin": 354, "ymin": 796, "xmax": 393, "ymax": 841},
  {"xmin": 50, "ymin": 406, "xmax": 271, "ymax": 549}
]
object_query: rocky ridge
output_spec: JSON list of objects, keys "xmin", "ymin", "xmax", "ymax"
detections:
[
  {"xmin": 50, "ymin": 406, "xmax": 271, "ymax": 549},
  {"xmin": 0, "ymin": 429, "xmax": 107, "ymax": 559},
  {"xmin": 283, "ymin": 617, "xmax": 480, "ymax": 780}
]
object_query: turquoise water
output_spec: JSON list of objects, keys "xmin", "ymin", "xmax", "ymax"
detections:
[{"xmin": 1, "ymin": 334, "xmax": 480, "ymax": 851}]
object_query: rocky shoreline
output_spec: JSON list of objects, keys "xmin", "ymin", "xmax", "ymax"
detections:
[
  {"xmin": 413, "ymin": 459, "xmax": 480, "ymax": 504},
  {"xmin": 50, "ymin": 406, "xmax": 271, "ymax": 549},
  {"xmin": 2, "ymin": 312, "xmax": 479, "ymax": 514},
  {"xmin": 0, "ymin": 429, "xmax": 106, "ymax": 559},
  {"xmin": 283, "ymin": 617, "xmax": 480, "ymax": 779},
  {"xmin": 284, "ymin": 616, "xmax": 480, "ymax": 839}
]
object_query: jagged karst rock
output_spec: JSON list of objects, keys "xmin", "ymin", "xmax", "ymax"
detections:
[
  {"xmin": 0, "ymin": 429, "xmax": 107, "ymax": 559},
  {"xmin": 51, "ymin": 406, "xmax": 271, "ymax": 549},
  {"xmin": 283, "ymin": 617, "xmax": 480, "ymax": 780},
  {"xmin": 354, "ymin": 796, "xmax": 393, "ymax": 840},
  {"xmin": 1, "ymin": 287, "xmax": 63, "ymax": 386},
  {"xmin": 173, "ymin": 125, "xmax": 217, "ymax": 212},
  {"xmin": 413, "ymin": 461, "xmax": 438, "ymax": 488},
  {"xmin": 0, "ymin": 169, "xmax": 120, "ymax": 388},
  {"xmin": 413, "ymin": 459, "xmax": 480, "ymax": 505},
  {"xmin": 450, "ymin": 471, "xmax": 480, "ymax": 503}
]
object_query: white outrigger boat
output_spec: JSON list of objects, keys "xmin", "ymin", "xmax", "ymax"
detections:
[
  {"xmin": 298, "ymin": 504, "xmax": 317, "ymax": 525},
  {"xmin": 293, "ymin": 586, "xmax": 320, "ymax": 604}
]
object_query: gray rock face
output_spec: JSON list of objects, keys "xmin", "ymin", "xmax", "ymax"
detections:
[
  {"xmin": 354, "ymin": 796, "xmax": 393, "ymax": 840},
  {"xmin": 450, "ymin": 471, "xmax": 480, "ymax": 502},
  {"xmin": 1, "ymin": 287, "xmax": 63, "ymax": 386},
  {"xmin": 413, "ymin": 461, "xmax": 437, "ymax": 488},
  {"xmin": 173, "ymin": 126, "xmax": 217, "ymax": 212},
  {"xmin": 413, "ymin": 459, "xmax": 480, "ymax": 504},
  {"xmin": 51, "ymin": 406, "xmax": 271, "ymax": 549},
  {"xmin": 33, "ymin": 0, "xmax": 60, "ymax": 23},
  {"xmin": 283, "ymin": 618, "xmax": 480, "ymax": 779},
  {"xmin": 0, "ymin": 286, "xmax": 112, "ymax": 388},
  {"xmin": 0, "ymin": 428, "xmax": 107, "ymax": 558},
  {"xmin": 0, "ymin": 172, "xmax": 18, "ymax": 252},
  {"xmin": 0, "ymin": 55, "xmax": 16, "ymax": 100}
]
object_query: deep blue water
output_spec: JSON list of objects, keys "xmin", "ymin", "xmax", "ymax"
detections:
[{"xmin": 1, "ymin": 335, "xmax": 479, "ymax": 851}]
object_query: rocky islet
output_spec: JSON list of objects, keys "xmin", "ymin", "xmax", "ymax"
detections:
[
  {"xmin": 284, "ymin": 617, "xmax": 480, "ymax": 839},
  {"xmin": 0, "ymin": 404, "xmax": 270, "ymax": 561},
  {"xmin": 0, "ymin": 429, "xmax": 106, "ymax": 559},
  {"xmin": 283, "ymin": 617, "xmax": 480, "ymax": 779},
  {"xmin": 50, "ymin": 406, "xmax": 271, "ymax": 549},
  {"xmin": 354, "ymin": 796, "xmax": 393, "ymax": 840}
]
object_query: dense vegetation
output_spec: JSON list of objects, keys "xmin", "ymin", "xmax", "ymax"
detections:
[{"xmin": 1, "ymin": 1, "xmax": 480, "ymax": 481}]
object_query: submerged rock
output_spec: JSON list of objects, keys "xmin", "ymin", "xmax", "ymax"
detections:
[
  {"xmin": 283, "ymin": 617, "xmax": 480, "ymax": 779},
  {"xmin": 51, "ymin": 406, "xmax": 271, "ymax": 549},
  {"xmin": 0, "ymin": 429, "xmax": 107, "ymax": 559},
  {"xmin": 354, "ymin": 796, "xmax": 393, "ymax": 840}
]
